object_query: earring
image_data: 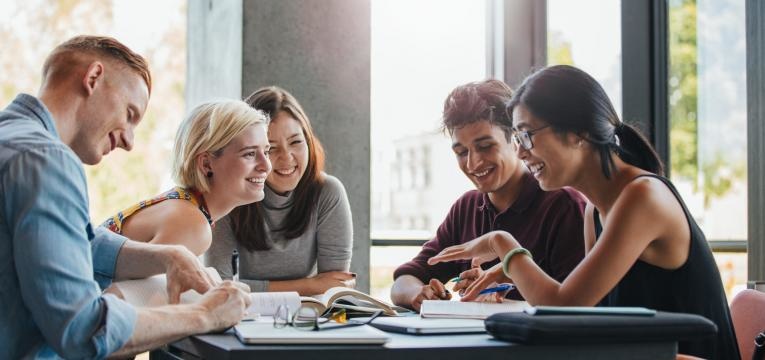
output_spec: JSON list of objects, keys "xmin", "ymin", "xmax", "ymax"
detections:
[
  {"xmin": 577, "ymin": 140, "xmax": 584, "ymax": 148},
  {"xmin": 206, "ymin": 171, "xmax": 213, "ymax": 178}
]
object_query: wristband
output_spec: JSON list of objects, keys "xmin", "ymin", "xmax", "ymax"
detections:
[{"xmin": 501, "ymin": 247, "xmax": 532, "ymax": 278}]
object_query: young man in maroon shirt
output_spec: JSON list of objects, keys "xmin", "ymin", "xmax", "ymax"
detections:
[{"xmin": 390, "ymin": 79, "xmax": 586, "ymax": 311}]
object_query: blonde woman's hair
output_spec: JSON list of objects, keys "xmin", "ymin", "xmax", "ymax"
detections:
[{"xmin": 171, "ymin": 100, "xmax": 270, "ymax": 192}]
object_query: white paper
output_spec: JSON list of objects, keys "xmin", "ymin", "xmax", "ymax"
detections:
[
  {"xmin": 420, "ymin": 299, "xmax": 528, "ymax": 319},
  {"xmin": 248, "ymin": 292, "xmax": 301, "ymax": 316}
]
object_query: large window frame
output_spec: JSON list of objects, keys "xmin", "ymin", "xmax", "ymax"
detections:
[
  {"xmin": 746, "ymin": 0, "xmax": 765, "ymax": 285},
  {"xmin": 369, "ymin": 0, "xmax": 545, "ymax": 248},
  {"xmin": 370, "ymin": 0, "xmax": 764, "ymax": 286},
  {"xmin": 622, "ymin": 0, "xmax": 757, "ymax": 271}
]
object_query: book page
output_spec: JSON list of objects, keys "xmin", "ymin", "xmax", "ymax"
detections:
[
  {"xmin": 318, "ymin": 287, "xmax": 397, "ymax": 315},
  {"xmin": 420, "ymin": 300, "xmax": 528, "ymax": 319},
  {"xmin": 248, "ymin": 292, "xmax": 301, "ymax": 316}
]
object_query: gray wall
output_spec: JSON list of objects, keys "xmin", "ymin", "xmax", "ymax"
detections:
[
  {"xmin": 188, "ymin": 0, "xmax": 372, "ymax": 292},
  {"xmin": 242, "ymin": 0, "xmax": 371, "ymax": 292}
]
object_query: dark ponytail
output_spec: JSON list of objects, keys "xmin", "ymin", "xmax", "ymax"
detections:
[
  {"xmin": 508, "ymin": 65, "xmax": 663, "ymax": 178},
  {"xmin": 613, "ymin": 123, "xmax": 664, "ymax": 176}
]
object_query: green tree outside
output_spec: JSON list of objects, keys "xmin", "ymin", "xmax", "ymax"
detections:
[
  {"xmin": 0, "ymin": 0, "xmax": 186, "ymax": 223},
  {"xmin": 669, "ymin": 0, "xmax": 746, "ymax": 208}
]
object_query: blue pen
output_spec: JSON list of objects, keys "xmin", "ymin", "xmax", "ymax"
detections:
[{"xmin": 478, "ymin": 283, "xmax": 514, "ymax": 295}]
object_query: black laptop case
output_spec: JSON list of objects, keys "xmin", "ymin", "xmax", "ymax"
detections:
[{"xmin": 484, "ymin": 311, "xmax": 717, "ymax": 345}]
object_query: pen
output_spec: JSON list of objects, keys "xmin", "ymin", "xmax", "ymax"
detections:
[
  {"xmin": 231, "ymin": 249, "xmax": 239, "ymax": 282},
  {"xmin": 448, "ymin": 277, "xmax": 461, "ymax": 283},
  {"xmin": 478, "ymin": 283, "xmax": 514, "ymax": 295}
]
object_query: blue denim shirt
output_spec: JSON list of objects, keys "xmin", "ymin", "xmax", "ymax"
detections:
[{"xmin": 0, "ymin": 94, "xmax": 137, "ymax": 359}]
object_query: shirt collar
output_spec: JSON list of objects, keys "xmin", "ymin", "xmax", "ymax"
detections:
[
  {"xmin": 478, "ymin": 171, "xmax": 540, "ymax": 215},
  {"xmin": 7, "ymin": 93, "xmax": 60, "ymax": 140}
]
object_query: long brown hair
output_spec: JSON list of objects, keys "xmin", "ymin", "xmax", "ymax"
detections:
[{"xmin": 230, "ymin": 86, "xmax": 326, "ymax": 251}]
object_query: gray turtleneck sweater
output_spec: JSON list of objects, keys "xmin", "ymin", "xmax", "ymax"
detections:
[{"xmin": 205, "ymin": 174, "xmax": 353, "ymax": 292}]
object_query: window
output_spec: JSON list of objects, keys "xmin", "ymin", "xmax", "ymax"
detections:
[
  {"xmin": 369, "ymin": 0, "xmax": 487, "ymax": 301},
  {"xmin": 668, "ymin": 0, "xmax": 747, "ymax": 296},
  {"xmin": 547, "ymin": 0, "xmax": 622, "ymax": 116},
  {"xmin": 0, "ymin": 0, "xmax": 187, "ymax": 224}
]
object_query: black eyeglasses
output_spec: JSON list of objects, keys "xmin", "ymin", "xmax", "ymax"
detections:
[
  {"xmin": 511, "ymin": 125, "xmax": 551, "ymax": 150},
  {"xmin": 273, "ymin": 304, "xmax": 383, "ymax": 331}
]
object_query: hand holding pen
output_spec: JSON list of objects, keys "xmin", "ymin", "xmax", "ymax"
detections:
[
  {"xmin": 449, "ymin": 266, "xmax": 484, "ymax": 295},
  {"xmin": 458, "ymin": 263, "xmax": 513, "ymax": 302},
  {"xmin": 410, "ymin": 278, "xmax": 452, "ymax": 312},
  {"xmin": 448, "ymin": 264, "xmax": 515, "ymax": 302}
]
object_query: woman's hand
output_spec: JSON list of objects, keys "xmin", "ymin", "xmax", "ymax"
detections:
[
  {"xmin": 309, "ymin": 271, "xmax": 356, "ymax": 294},
  {"xmin": 459, "ymin": 263, "xmax": 510, "ymax": 302},
  {"xmin": 428, "ymin": 231, "xmax": 520, "ymax": 268},
  {"xmin": 452, "ymin": 267, "xmax": 483, "ymax": 295}
]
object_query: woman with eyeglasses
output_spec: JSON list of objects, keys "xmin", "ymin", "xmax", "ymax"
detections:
[{"xmin": 428, "ymin": 65, "xmax": 739, "ymax": 359}]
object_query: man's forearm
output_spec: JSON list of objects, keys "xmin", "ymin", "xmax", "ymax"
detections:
[
  {"xmin": 391, "ymin": 275, "xmax": 424, "ymax": 308},
  {"xmin": 113, "ymin": 240, "xmax": 182, "ymax": 280},
  {"xmin": 110, "ymin": 304, "xmax": 208, "ymax": 358}
]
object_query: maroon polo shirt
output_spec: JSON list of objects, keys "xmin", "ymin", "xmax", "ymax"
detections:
[{"xmin": 393, "ymin": 172, "xmax": 586, "ymax": 300}]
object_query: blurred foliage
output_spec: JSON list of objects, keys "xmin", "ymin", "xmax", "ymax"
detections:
[
  {"xmin": 547, "ymin": 30, "xmax": 574, "ymax": 66},
  {"xmin": 669, "ymin": 0, "xmax": 746, "ymax": 208},
  {"xmin": 0, "ymin": 0, "xmax": 186, "ymax": 223},
  {"xmin": 669, "ymin": 0, "xmax": 699, "ymax": 186}
]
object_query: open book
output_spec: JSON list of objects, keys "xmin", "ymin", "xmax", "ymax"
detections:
[
  {"xmin": 420, "ymin": 299, "xmax": 529, "ymax": 319},
  {"xmin": 110, "ymin": 271, "xmax": 400, "ymax": 317},
  {"xmin": 300, "ymin": 287, "xmax": 400, "ymax": 316}
]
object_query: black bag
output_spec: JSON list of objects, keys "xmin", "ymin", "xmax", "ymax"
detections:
[{"xmin": 484, "ymin": 311, "xmax": 717, "ymax": 345}]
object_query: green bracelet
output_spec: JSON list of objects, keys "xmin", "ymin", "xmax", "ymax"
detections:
[{"xmin": 501, "ymin": 247, "xmax": 532, "ymax": 278}]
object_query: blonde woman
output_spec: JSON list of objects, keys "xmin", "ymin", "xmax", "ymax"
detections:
[
  {"xmin": 206, "ymin": 87, "xmax": 354, "ymax": 295},
  {"xmin": 102, "ymin": 100, "xmax": 272, "ymax": 256}
]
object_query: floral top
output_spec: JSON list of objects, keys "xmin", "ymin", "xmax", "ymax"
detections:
[{"xmin": 101, "ymin": 187, "xmax": 213, "ymax": 234}]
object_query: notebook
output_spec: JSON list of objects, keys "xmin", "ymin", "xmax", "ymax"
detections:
[
  {"xmin": 369, "ymin": 316, "xmax": 486, "ymax": 334},
  {"xmin": 234, "ymin": 322, "xmax": 390, "ymax": 344},
  {"xmin": 420, "ymin": 299, "xmax": 528, "ymax": 319}
]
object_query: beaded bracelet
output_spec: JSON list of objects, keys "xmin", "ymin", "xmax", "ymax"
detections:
[{"xmin": 501, "ymin": 247, "xmax": 532, "ymax": 278}]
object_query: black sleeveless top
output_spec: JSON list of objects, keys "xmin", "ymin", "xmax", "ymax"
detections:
[{"xmin": 594, "ymin": 174, "xmax": 739, "ymax": 359}]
